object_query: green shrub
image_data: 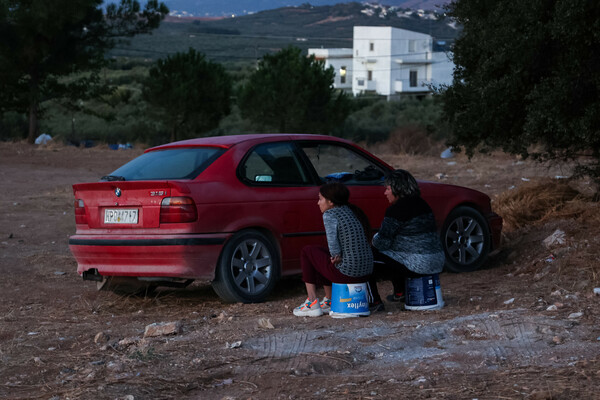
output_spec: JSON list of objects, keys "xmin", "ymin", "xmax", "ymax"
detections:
[
  {"xmin": 342, "ymin": 96, "xmax": 448, "ymax": 144},
  {"xmin": 0, "ymin": 112, "xmax": 28, "ymax": 141}
]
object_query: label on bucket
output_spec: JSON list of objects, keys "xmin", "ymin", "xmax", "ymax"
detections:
[{"xmin": 331, "ymin": 283, "xmax": 369, "ymax": 315}]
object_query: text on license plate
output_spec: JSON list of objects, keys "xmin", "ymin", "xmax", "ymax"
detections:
[{"xmin": 104, "ymin": 209, "xmax": 139, "ymax": 224}]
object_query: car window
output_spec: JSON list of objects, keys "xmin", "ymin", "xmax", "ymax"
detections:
[
  {"xmin": 105, "ymin": 147, "xmax": 225, "ymax": 180},
  {"xmin": 299, "ymin": 142, "xmax": 385, "ymax": 185},
  {"xmin": 241, "ymin": 142, "xmax": 309, "ymax": 185}
]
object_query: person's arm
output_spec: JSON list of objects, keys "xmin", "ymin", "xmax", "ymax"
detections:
[
  {"xmin": 372, "ymin": 216, "xmax": 401, "ymax": 251},
  {"xmin": 323, "ymin": 211, "xmax": 342, "ymax": 257}
]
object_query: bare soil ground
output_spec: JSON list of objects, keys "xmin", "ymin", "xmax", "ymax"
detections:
[{"xmin": 1, "ymin": 142, "xmax": 599, "ymax": 400}]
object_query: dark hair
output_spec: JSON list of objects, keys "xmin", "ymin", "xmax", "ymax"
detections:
[
  {"xmin": 319, "ymin": 182, "xmax": 349, "ymax": 206},
  {"xmin": 384, "ymin": 169, "xmax": 420, "ymax": 198},
  {"xmin": 320, "ymin": 182, "xmax": 371, "ymax": 239}
]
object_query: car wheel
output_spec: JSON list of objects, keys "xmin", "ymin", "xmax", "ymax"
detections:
[
  {"xmin": 97, "ymin": 276, "xmax": 156, "ymax": 296},
  {"xmin": 212, "ymin": 230, "xmax": 279, "ymax": 303},
  {"xmin": 441, "ymin": 206, "xmax": 491, "ymax": 273}
]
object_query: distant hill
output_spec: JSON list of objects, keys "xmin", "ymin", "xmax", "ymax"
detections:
[
  {"xmin": 161, "ymin": 0, "xmax": 449, "ymax": 17},
  {"xmin": 111, "ymin": 2, "xmax": 458, "ymax": 63}
]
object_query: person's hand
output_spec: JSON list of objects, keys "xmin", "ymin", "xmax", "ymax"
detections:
[{"xmin": 330, "ymin": 255, "xmax": 342, "ymax": 265}]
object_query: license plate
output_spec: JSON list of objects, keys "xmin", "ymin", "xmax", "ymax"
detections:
[{"xmin": 104, "ymin": 209, "xmax": 139, "ymax": 224}]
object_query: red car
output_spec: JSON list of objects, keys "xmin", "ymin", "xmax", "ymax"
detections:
[{"xmin": 69, "ymin": 134, "xmax": 502, "ymax": 302}]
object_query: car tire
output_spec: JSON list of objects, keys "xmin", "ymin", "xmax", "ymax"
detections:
[
  {"xmin": 97, "ymin": 276, "xmax": 156, "ymax": 296},
  {"xmin": 441, "ymin": 206, "xmax": 491, "ymax": 273},
  {"xmin": 212, "ymin": 230, "xmax": 279, "ymax": 303}
]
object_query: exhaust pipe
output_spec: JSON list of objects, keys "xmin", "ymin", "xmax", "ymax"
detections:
[{"xmin": 82, "ymin": 269, "xmax": 103, "ymax": 282}]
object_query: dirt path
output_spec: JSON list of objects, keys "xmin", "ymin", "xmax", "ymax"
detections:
[{"xmin": 0, "ymin": 142, "xmax": 598, "ymax": 399}]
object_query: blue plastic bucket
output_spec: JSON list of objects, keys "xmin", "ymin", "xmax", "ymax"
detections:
[
  {"xmin": 330, "ymin": 282, "xmax": 370, "ymax": 318},
  {"xmin": 404, "ymin": 274, "xmax": 444, "ymax": 310}
]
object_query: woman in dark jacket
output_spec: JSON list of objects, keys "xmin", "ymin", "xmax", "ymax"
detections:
[{"xmin": 367, "ymin": 169, "xmax": 445, "ymax": 311}]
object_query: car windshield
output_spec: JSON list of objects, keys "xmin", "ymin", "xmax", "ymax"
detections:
[{"xmin": 104, "ymin": 147, "xmax": 225, "ymax": 181}]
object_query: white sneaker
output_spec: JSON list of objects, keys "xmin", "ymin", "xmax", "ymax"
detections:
[
  {"xmin": 293, "ymin": 298, "xmax": 323, "ymax": 317},
  {"xmin": 320, "ymin": 297, "xmax": 331, "ymax": 313}
]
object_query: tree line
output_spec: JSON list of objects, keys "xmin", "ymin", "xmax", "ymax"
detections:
[{"xmin": 0, "ymin": 0, "xmax": 352, "ymax": 144}]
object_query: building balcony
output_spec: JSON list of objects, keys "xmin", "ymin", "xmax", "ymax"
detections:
[
  {"xmin": 394, "ymin": 52, "xmax": 432, "ymax": 65},
  {"xmin": 394, "ymin": 79, "xmax": 431, "ymax": 93}
]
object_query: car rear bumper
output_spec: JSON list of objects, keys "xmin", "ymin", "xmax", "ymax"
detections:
[
  {"xmin": 69, "ymin": 234, "xmax": 230, "ymax": 280},
  {"xmin": 486, "ymin": 212, "xmax": 503, "ymax": 250}
]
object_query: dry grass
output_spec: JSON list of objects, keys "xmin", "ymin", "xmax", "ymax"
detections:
[{"xmin": 494, "ymin": 178, "xmax": 600, "ymax": 231}]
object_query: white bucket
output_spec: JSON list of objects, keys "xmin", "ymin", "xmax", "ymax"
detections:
[
  {"xmin": 329, "ymin": 282, "xmax": 370, "ymax": 318},
  {"xmin": 404, "ymin": 274, "xmax": 444, "ymax": 311}
]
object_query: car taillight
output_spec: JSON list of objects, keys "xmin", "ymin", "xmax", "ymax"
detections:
[
  {"xmin": 74, "ymin": 199, "xmax": 87, "ymax": 224},
  {"xmin": 160, "ymin": 197, "xmax": 197, "ymax": 223}
]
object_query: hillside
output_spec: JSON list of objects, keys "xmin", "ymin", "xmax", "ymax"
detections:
[
  {"xmin": 133, "ymin": 0, "xmax": 449, "ymax": 17},
  {"xmin": 111, "ymin": 2, "xmax": 458, "ymax": 63}
]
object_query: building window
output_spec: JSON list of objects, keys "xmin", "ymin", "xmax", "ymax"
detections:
[
  {"xmin": 367, "ymin": 70, "xmax": 373, "ymax": 81},
  {"xmin": 340, "ymin": 66, "xmax": 347, "ymax": 84},
  {"xmin": 410, "ymin": 70, "xmax": 418, "ymax": 87},
  {"xmin": 409, "ymin": 40, "xmax": 416, "ymax": 53},
  {"xmin": 369, "ymin": 42, "xmax": 374, "ymax": 51}
]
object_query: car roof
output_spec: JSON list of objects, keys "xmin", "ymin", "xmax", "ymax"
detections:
[{"xmin": 147, "ymin": 133, "xmax": 353, "ymax": 152}]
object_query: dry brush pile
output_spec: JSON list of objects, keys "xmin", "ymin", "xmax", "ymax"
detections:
[{"xmin": 493, "ymin": 178, "xmax": 600, "ymax": 289}]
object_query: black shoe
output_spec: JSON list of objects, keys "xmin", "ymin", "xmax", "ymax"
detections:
[
  {"xmin": 386, "ymin": 292, "xmax": 405, "ymax": 302},
  {"xmin": 369, "ymin": 301, "xmax": 385, "ymax": 312}
]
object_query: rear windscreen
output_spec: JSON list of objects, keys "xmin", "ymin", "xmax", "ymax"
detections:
[{"xmin": 105, "ymin": 147, "xmax": 225, "ymax": 181}]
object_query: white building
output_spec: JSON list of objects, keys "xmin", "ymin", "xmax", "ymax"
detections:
[
  {"xmin": 309, "ymin": 48, "xmax": 353, "ymax": 91},
  {"xmin": 309, "ymin": 26, "xmax": 454, "ymax": 98}
]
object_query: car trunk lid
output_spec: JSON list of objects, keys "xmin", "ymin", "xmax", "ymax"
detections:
[{"xmin": 73, "ymin": 181, "xmax": 190, "ymax": 230}]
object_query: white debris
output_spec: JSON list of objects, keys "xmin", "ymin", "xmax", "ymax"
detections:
[
  {"xmin": 593, "ymin": 288, "xmax": 600, "ymax": 296},
  {"xmin": 503, "ymin": 298, "xmax": 515, "ymax": 305},
  {"xmin": 546, "ymin": 305, "xmax": 558, "ymax": 311},
  {"xmin": 543, "ymin": 229, "xmax": 566, "ymax": 249},
  {"xmin": 568, "ymin": 312, "xmax": 583, "ymax": 319},
  {"xmin": 226, "ymin": 341, "xmax": 242, "ymax": 349},
  {"xmin": 258, "ymin": 318, "xmax": 274, "ymax": 329},
  {"xmin": 118, "ymin": 337, "xmax": 139, "ymax": 347},
  {"xmin": 440, "ymin": 147, "xmax": 454, "ymax": 159},
  {"xmin": 34, "ymin": 133, "xmax": 52, "ymax": 145}
]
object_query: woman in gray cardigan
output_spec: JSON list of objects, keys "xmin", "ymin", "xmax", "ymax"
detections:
[
  {"xmin": 294, "ymin": 182, "xmax": 373, "ymax": 317},
  {"xmin": 367, "ymin": 169, "xmax": 445, "ymax": 311}
]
